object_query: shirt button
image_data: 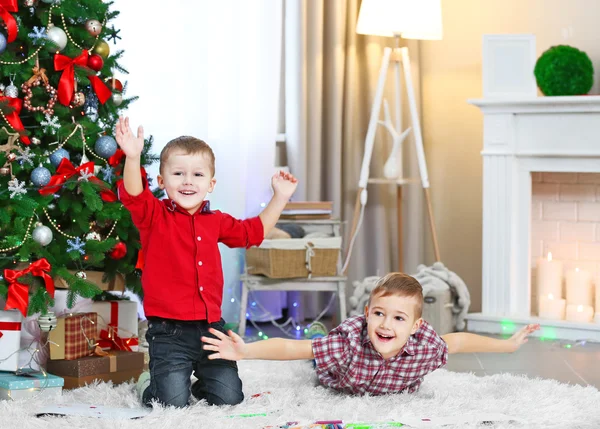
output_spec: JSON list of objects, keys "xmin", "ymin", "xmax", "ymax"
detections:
[
  {"xmin": 199, "ymin": 286, "xmax": 204, "ymax": 292},
  {"xmin": 197, "ymin": 236, "xmax": 202, "ymax": 241},
  {"xmin": 198, "ymin": 261, "xmax": 203, "ymax": 266}
]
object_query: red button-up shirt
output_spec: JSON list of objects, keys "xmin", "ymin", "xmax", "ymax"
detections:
[
  {"xmin": 118, "ymin": 183, "xmax": 264, "ymax": 322},
  {"xmin": 312, "ymin": 315, "xmax": 448, "ymax": 396}
]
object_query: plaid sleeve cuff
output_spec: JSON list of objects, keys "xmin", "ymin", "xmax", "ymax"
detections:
[{"xmin": 312, "ymin": 332, "xmax": 349, "ymax": 375}]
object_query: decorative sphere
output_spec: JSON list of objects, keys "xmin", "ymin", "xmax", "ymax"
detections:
[
  {"xmin": 105, "ymin": 77, "xmax": 123, "ymax": 92},
  {"xmin": 112, "ymin": 92, "xmax": 123, "ymax": 106},
  {"xmin": 31, "ymin": 137, "xmax": 41, "ymax": 145},
  {"xmin": 32, "ymin": 222, "xmax": 53, "ymax": 246},
  {"xmin": 85, "ymin": 19, "xmax": 103, "ymax": 37},
  {"xmin": 72, "ymin": 92, "xmax": 85, "ymax": 107},
  {"xmin": 38, "ymin": 311, "xmax": 57, "ymax": 332},
  {"xmin": 534, "ymin": 45, "xmax": 594, "ymax": 96},
  {"xmin": 0, "ymin": 33, "xmax": 6, "ymax": 55},
  {"xmin": 75, "ymin": 271, "xmax": 87, "ymax": 279},
  {"xmin": 93, "ymin": 40, "xmax": 110, "ymax": 59},
  {"xmin": 87, "ymin": 54, "xmax": 104, "ymax": 71},
  {"xmin": 85, "ymin": 231, "xmax": 101, "ymax": 241},
  {"xmin": 95, "ymin": 135, "xmax": 117, "ymax": 158},
  {"xmin": 7, "ymin": 153, "xmax": 16, "ymax": 162},
  {"xmin": 31, "ymin": 166, "xmax": 51, "ymax": 186},
  {"xmin": 49, "ymin": 148, "xmax": 70, "ymax": 167},
  {"xmin": 4, "ymin": 83, "xmax": 18, "ymax": 98},
  {"xmin": 305, "ymin": 321, "xmax": 328, "ymax": 339},
  {"xmin": 46, "ymin": 26, "xmax": 68, "ymax": 52}
]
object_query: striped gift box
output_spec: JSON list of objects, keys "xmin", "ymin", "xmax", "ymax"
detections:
[{"xmin": 48, "ymin": 313, "xmax": 97, "ymax": 360}]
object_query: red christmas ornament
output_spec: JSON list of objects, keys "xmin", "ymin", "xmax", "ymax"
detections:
[
  {"xmin": 105, "ymin": 77, "xmax": 123, "ymax": 92},
  {"xmin": 87, "ymin": 54, "xmax": 104, "ymax": 72},
  {"xmin": 109, "ymin": 241, "xmax": 127, "ymax": 260}
]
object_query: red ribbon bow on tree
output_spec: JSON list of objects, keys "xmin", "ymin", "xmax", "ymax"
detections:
[
  {"xmin": 0, "ymin": 0, "xmax": 18, "ymax": 43},
  {"xmin": 54, "ymin": 50, "xmax": 112, "ymax": 106},
  {"xmin": 0, "ymin": 96, "xmax": 30, "ymax": 144},
  {"xmin": 4, "ymin": 258, "xmax": 55, "ymax": 317},
  {"xmin": 39, "ymin": 157, "xmax": 117, "ymax": 202}
]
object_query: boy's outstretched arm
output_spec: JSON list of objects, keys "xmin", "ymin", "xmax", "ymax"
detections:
[
  {"xmin": 202, "ymin": 328, "xmax": 314, "ymax": 361},
  {"xmin": 441, "ymin": 324, "xmax": 540, "ymax": 354},
  {"xmin": 115, "ymin": 116, "xmax": 145, "ymax": 197},
  {"xmin": 258, "ymin": 171, "xmax": 298, "ymax": 237}
]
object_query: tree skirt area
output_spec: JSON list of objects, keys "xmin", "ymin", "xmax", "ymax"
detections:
[{"xmin": 1, "ymin": 360, "xmax": 599, "ymax": 429}]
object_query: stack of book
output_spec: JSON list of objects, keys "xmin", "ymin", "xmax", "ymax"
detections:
[{"xmin": 280, "ymin": 201, "xmax": 333, "ymax": 220}]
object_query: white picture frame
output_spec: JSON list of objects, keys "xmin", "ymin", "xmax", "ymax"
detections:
[{"xmin": 482, "ymin": 34, "xmax": 537, "ymax": 98}]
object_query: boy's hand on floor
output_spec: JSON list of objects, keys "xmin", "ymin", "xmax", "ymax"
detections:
[
  {"xmin": 202, "ymin": 328, "xmax": 247, "ymax": 361},
  {"xmin": 508, "ymin": 324, "xmax": 540, "ymax": 352}
]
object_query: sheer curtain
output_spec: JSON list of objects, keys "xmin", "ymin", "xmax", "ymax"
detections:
[{"xmin": 113, "ymin": 1, "xmax": 282, "ymax": 323}]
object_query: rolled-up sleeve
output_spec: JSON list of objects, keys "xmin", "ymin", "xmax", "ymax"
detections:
[
  {"xmin": 218, "ymin": 212, "xmax": 264, "ymax": 248},
  {"xmin": 312, "ymin": 331, "xmax": 352, "ymax": 388},
  {"xmin": 117, "ymin": 182, "xmax": 160, "ymax": 231}
]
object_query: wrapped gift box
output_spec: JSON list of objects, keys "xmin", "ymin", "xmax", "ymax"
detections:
[
  {"xmin": 0, "ymin": 310, "xmax": 23, "ymax": 372},
  {"xmin": 48, "ymin": 312, "xmax": 97, "ymax": 360},
  {"xmin": 91, "ymin": 301, "xmax": 139, "ymax": 351},
  {"xmin": 0, "ymin": 371, "xmax": 63, "ymax": 401},
  {"xmin": 46, "ymin": 350, "xmax": 144, "ymax": 390}
]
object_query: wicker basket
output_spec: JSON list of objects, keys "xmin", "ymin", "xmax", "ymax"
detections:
[{"xmin": 246, "ymin": 237, "xmax": 341, "ymax": 278}]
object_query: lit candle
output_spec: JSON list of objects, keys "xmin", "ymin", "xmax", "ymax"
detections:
[
  {"xmin": 565, "ymin": 268, "xmax": 593, "ymax": 307},
  {"xmin": 565, "ymin": 304, "xmax": 594, "ymax": 323},
  {"xmin": 538, "ymin": 293, "xmax": 566, "ymax": 320},
  {"xmin": 536, "ymin": 252, "xmax": 563, "ymax": 298}
]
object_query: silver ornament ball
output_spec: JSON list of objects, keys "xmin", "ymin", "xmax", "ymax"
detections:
[
  {"xmin": 31, "ymin": 137, "xmax": 41, "ymax": 145},
  {"xmin": 4, "ymin": 83, "xmax": 18, "ymax": 98},
  {"xmin": 85, "ymin": 19, "xmax": 102, "ymax": 37},
  {"xmin": 46, "ymin": 26, "xmax": 67, "ymax": 52},
  {"xmin": 38, "ymin": 311, "xmax": 57, "ymax": 332},
  {"xmin": 95, "ymin": 135, "xmax": 118, "ymax": 158},
  {"xmin": 111, "ymin": 92, "xmax": 123, "ymax": 106},
  {"xmin": 0, "ymin": 33, "xmax": 6, "ymax": 55},
  {"xmin": 49, "ymin": 148, "xmax": 70, "ymax": 167},
  {"xmin": 31, "ymin": 166, "xmax": 51, "ymax": 186},
  {"xmin": 32, "ymin": 223, "xmax": 53, "ymax": 246}
]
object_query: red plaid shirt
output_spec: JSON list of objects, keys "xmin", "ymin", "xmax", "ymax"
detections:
[
  {"xmin": 312, "ymin": 315, "xmax": 448, "ymax": 395},
  {"xmin": 118, "ymin": 183, "xmax": 264, "ymax": 322}
]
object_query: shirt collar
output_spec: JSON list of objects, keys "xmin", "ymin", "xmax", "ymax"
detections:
[{"xmin": 163, "ymin": 199, "xmax": 212, "ymax": 215}]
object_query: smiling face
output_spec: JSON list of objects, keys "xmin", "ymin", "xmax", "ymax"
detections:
[
  {"xmin": 365, "ymin": 292, "xmax": 423, "ymax": 360},
  {"xmin": 157, "ymin": 149, "xmax": 216, "ymax": 215}
]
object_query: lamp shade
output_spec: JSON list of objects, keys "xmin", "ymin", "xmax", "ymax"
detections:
[{"xmin": 356, "ymin": 0, "xmax": 443, "ymax": 40}]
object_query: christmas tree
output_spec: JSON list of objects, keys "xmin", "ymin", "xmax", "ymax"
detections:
[{"xmin": 0, "ymin": 0, "xmax": 158, "ymax": 316}]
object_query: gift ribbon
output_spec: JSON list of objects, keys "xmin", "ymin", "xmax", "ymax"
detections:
[
  {"xmin": 0, "ymin": 321, "xmax": 21, "ymax": 339},
  {"xmin": 4, "ymin": 258, "xmax": 55, "ymax": 317},
  {"xmin": 0, "ymin": 96, "xmax": 30, "ymax": 144},
  {"xmin": 97, "ymin": 328, "xmax": 138, "ymax": 352},
  {"xmin": 0, "ymin": 0, "xmax": 18, "ymax": 43},
  {"xmin": 39, "ymin": 157, "xmax": 117, "ymax": 202},
  {"xmin": 54, "ymin": 50, "xmax": 112, "ymax": 106}
]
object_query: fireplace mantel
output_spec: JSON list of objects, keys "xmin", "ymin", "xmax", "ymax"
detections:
[{"xmin": 466, "ymin": 95, "xmax": 600, "ymax": 341}]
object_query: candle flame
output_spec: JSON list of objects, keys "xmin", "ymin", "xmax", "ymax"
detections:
[
  {"xmin": 577, "ymin": 305, "xmax": 583, "ymax": 312},
  {"xmin": 548, "ymin": 294, "xmax": 554, "ymax": 300},
  {"xmin": 547, "ymin": 252, "xmax": 552, "ymax": 262}
]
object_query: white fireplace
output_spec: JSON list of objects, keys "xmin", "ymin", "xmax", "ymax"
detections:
[{"xmin": 466, "ymin": 96, "xmax": 600, "ymax": 341}]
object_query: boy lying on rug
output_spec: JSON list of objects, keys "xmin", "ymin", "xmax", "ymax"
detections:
[{"xmin": 202, "ymin": 273, "xmax": 539, "ymax": 396}]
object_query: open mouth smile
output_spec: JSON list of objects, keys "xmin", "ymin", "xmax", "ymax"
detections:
[
  {"xmin": 376, "ymin": 333, "xmax": 395, "ymax": 342},
  {"xmin": 179, "ymin": 190, "xmax": 196, "ymax": 196}
]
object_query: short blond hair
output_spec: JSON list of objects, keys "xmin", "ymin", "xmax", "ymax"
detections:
[
  {"xmin": 159, "ymin": 136, "xmax": 215, "ymax": 176},
  {"xmin": 369, "ymin": 272, "xmax": 423, "ymax": 319}
]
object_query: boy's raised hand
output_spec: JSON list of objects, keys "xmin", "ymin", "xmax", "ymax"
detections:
[
  {"xmin": 202, "ymin": 328, "xmax": 247, "ymax": 361},
  {"xmin": 272, "ymin": 170, "xmax": 298, "ymax": 201},
  {"xmin": 509, "ymin": 323, "xmax": 540, "ymax": 351},
  {"xmin": 115, "ymin": 116, "xmax": 144, "ymax": 159}
]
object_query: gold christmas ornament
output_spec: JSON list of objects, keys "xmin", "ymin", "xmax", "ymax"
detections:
[
  {"xmin": 85, "ymin": 19, "xmax": 103, "ymax": 37},
  {"xmin": 92, "ymin": 40, "xmax": 110, "ymax": 59}
]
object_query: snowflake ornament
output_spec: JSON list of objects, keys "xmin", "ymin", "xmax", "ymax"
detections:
[
  {"xmin": 66, "ymin": 237, "xmax": 85, "ymax": 255},
  {"xmin": 28, "ymin": 26, "xmax": 47, "ymax": 44},
  {"xmin": 41, "ymin": 114, "xmax": 60, "ymax": 135},
  {"xmin": 78, "ymin": 168, "xmax": 93, "ymax": 182},
  {"xmin": 100, "ymin": 164, "xmax": 113, "ymax": 183},
  {"xmin": 16, "ymin": 147, "xmax": 34, "ymax": 166},
  {"xmin": 7, "ymin": 178, "xmax": 26, "ymax": 198}
]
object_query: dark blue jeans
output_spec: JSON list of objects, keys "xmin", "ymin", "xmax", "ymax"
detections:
[{"xmin": 142, "ymin": 317, "xmax": 243, "ymax": 408}]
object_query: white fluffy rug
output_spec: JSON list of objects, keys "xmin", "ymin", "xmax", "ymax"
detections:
[{"xmin": 1, "ymin": 360, "xmax": 600, "ymax": 429}]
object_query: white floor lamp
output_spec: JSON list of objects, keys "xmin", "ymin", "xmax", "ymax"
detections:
[{"xmin": 344, "ymin": 0, "xmax": 443, "ymax": 273}]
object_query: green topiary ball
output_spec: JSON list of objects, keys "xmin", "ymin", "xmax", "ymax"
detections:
[{"xmin": 534, "ymin": 45, "xmax": 594, "ymax": 96}]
